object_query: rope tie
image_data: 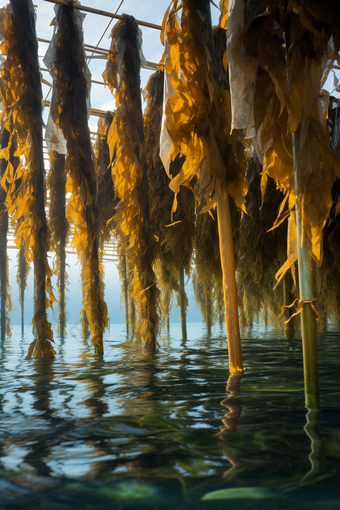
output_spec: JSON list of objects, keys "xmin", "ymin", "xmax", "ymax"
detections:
[{"xmin": 279, "ymin": 298, "xmax": 318, "ymax": 323}]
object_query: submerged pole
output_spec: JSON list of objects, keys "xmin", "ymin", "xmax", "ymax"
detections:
[
  {"xmin": 292, "ymin": 129, "xmax": 320, "ymax": 408},
  {"xmin": 217, "ymin": 185, "xmax": 243, "ymax": 374}
]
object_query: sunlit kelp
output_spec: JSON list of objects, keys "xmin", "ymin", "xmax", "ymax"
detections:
[
  {"xmin": 143, "ymin": 69, "xmax": 195, "ymax": 337},
  {"xmin": 161, "ymin": 2, "xmax": 247, "ymax": 371},
  {"xmin": 103, "ymin": 15, "xmax": 159, "ymax": 349},
  {"xmin": 45, "ymin": 4, "xmax": 108, "ymax": 353},
  {"xmin": 0, "ymin": 1, "xmax": 55, "ymax": 359},
  {"xmin": 47, "ymin": 150, "xmax": 68, "ymax": 338}
]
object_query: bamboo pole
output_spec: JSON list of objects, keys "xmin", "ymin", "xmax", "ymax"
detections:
[
  {"xmin": 217, "ymin": 185, "xmax": 243, "ymax": 374},
  {"xmin": 179, "ymin": 264, "xmax": 187, "ymax": 341},
  {"xmin": 43, "ymin": 0, "xmax": 162, "ymax": 30},
  {"xmin": 292, "ymin": 128, "xmax": 320, "ymax": 408}
]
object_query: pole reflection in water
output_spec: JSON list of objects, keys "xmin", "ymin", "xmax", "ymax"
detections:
[
  {"xmin": 300, "ymin": 407, "xmax": 324, "ymax": 486},
  {"xmin": 217, "ymin": 373, "xmax": 243, "ymax": 478}
]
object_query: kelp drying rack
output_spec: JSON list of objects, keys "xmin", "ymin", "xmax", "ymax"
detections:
[{"xmin": 1, "ymin": 0, "xmax": 340, "ymax": 411}]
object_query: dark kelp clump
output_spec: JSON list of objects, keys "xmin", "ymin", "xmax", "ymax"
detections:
[
  {"xmin": 103, "ymin": 15, "xmax": 159, "ymax": 349},
  {"xmin": 46, "ymin": 4, "xmax": 108, "ymax": 353}
]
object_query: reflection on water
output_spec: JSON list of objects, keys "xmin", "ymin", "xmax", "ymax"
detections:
[{"xmin": 0, "ymin": 322, "xmax": 340, "ymax": 509}]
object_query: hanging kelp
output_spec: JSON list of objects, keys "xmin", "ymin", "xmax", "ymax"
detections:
[
  {"xmin": 161, "ymin": 2, "xmax": 247, "ymax": 372},
  {"xmin": 16, "ymin": 240, "xmax": 29, "ymax": 336},
  {"xmin": 228, "ymin": 0, "xmax": 340, "ymax": 286},
  {"xmin": 0, "ymin": 124, "xmax": 12, "ymax": 340},
  {"xmin": 0, "ymin": 1, "xmax": 55, "ymax": 359},
  {"xmin": 47, "ymin": 151, "xmax": 68, "ymax": 338},
  {"xmin": 318, "ymin": 100, "xmax": 340, "ymax": 328},
  {"xmin": 94, "ymin": 112, "xmax": 118, "ymax": 253},
  {"xmin": 45, "ymin": 4, "xmax": 107, "ymax": 353},
  {"xmin": 192, "ymin": 201, "xmax": 222, "ymax": 337},
  {"xmin": 94, "ymin": 112, "xmax": 119, "ymax": 330},
  {"xmin": 227, "ymin": 0, "xmax": 340, "ymax": 405},
  {"xmin": 103, "ymin": 15, "xmax": 159, "ymax": 349},
  {"xmin": 144, "ymin": 70, "xmax": 195, "ymax": 339},
  {"xmin": 237, "ymin": 155, "xmax": 298, "ymax": 335}
]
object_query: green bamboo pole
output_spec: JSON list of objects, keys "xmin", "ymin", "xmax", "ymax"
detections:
[
  {"xmin": 292, "ymin": 128, "xmax": 320, "ymax": 408},
  {"xmin": 179, "ymin": 264, "xmax": 187, "ymax": 341},
  {"xmin": 217, "ymin": 185, "xmax": 243, "ymax": 374}
]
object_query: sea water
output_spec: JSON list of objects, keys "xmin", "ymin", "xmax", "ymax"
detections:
[{"xmin": 0, "ymin": 322, "xmax": 339, "ymax": 509}]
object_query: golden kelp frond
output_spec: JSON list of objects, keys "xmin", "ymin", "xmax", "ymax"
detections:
[
  {"xmin": 94, "ymin": 111, "xmax": 118, "ymax": 250},
  {"xmin": 144, "ymin": 69, "xmax": 195, "ymax": 285},
  {"xmin": 219, "ymin": 0, "xmax": 229, "ymax": 30},
  {"xmin": 160, "ymin": 1, "xmax": 247, "ymax": 216},
  {"xmin": 49, "ymin": 4, "xmax": 108, "ymax": 350},
  {"xmin": 47, "ymin": 150, "xmax": 68, "ymax": 337},
  {"xmin": 0, "ymin": 2, "xmax": 55, "ymax": 359},
  {"xmin": 104, "ymin": 15, "xmax": 159, "ymax": 349}
]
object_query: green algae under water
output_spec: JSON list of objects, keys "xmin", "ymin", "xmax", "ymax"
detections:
[{"xmin": 1, "ymin": 322, "xmax": 340, "ymax": 510}]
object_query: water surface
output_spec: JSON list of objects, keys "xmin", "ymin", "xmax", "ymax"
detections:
[{"xmin": 1, "ymin": 322, "xmax": 339, "ymax": 509}]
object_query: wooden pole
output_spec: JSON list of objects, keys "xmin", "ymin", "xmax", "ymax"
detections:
[
  {"xmin": 292, "ymin": 128, "xmax": 320, "ymax": 408},
  {"xmin": 43, "ymin": 0, "xmax": 162, "ymax": 30},
  {"xmin": 217, "ymin": 185, "xmax": 243, "ymax": 374}
]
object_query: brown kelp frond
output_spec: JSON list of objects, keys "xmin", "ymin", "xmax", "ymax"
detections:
[
  {"xmin": 193, "ymin": 199, "xmax": 222, "ymax": 331},
  {"xmin": 48, "ymin": 150, "xmax": 68, "ymax": 337},
  {"xmin": 94, "ymin": 111, "xmax": 118, "ymax": 251},
  {"xmin": 0, "ymin": 2, "xmax": 55, "ymax": 359},
  {"xmin": 47, "ymin": 4, "xmax": 108, "ymax": 350},
  {"xmin": 16, "ymin": 240, "xmax": 29, "ymax": 328},
  {"xmin": 228, "ymin": 0, "xmax": 340, "ymax": 280},
  {"xmin": 143, "ymin": 67, "xmax": 194, "ymax": 339},
  {"xmin": 237, "ymin": 156, "xmax": 298, "ymax": 330},
  {"xmin": 104, "ymin": 15, "xmax": 159, "ymax": 349}
]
